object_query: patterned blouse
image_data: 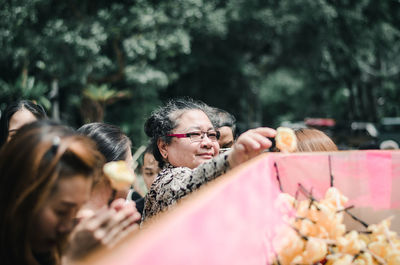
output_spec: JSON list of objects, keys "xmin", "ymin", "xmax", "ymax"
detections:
[{"xmin": 142, "ymin": 152, "xmax": 230, "ymax": 222}]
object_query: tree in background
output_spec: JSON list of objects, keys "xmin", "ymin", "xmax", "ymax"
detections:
[
  {"xmin": 1, "ymin": 0, "xmax": 399, "ymax": 146},
  {"xmin": 81, "ymin": 84, "xmax": 131, "ymax": 123},
  {"xmin": 0, "ymin": 0, "xmax": 211, "ymax": 145}
]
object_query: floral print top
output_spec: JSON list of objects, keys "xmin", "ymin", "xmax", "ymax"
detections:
[{"xmin": 142, "ymin": 152, "xmax": 230, "ymax": 222}]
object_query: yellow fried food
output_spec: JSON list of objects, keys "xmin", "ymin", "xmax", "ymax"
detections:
[
  {"xmin": 338, "ymin": 231, "xmax": 366, "ymax": 255},
  {"xmin": 274, "ymin": 228, "xmax": 305, "ymax": 265},
  {"xmin": 272, "ymin": 187, "xmax": 400, "ymax": 265},
  {"xmin": 103, "ymin": 161, "xmax": 135, "ymax": 190},
  {"xmin": 275, "ymin": 127, "xmax": 297, "ymax": 153}
]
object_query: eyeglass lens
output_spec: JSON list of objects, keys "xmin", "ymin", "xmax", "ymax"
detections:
[{"xmin": 190, "ymin": 131, "xmax": 218, "ymax": 142}]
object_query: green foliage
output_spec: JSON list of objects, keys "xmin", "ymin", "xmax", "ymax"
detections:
[
  {"xmin": 1, "ymin": 0, "xmax": 400, "ymax": 145},
  {"xmin": 83, "ymin": 84, "xmax": 131, "ymax": 104},
  {"xmin": 0, "ymin": 75, "xmax": 50, "ymax": 111}
]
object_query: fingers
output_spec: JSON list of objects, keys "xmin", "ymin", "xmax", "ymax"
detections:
[
  {"xmin": 83, "ymin": 206, "xmax": 114, "ymax": 231},
  {"xmin": 67, "ymin": 203, "xmax": 141, "ymax": 260},
  {"xmin": 110, "ymin": 198, "xmax": 136, "ymax": 212},
  {"xmin": 94, "ymin": 203, "xmax": 140, "ymax": 242},
  {"xmin": 102, "ymin": 213, "xmax": 140, "ymax": 245},
  {"xmin": 235, "ymin": 127, "xmax": 275, "ymax": 151},
  {"xmin": 228, "ymin": 127, "xmax": 276, "ymax": 168},
  {"xmin": 103, "ymin": 206, "xmax": 139, "ymax": 230},
  {"xmin": 75, "ymin": 208, "xmax": 95, "ymax": 221},
  {"xmin": 249, "ymin": 127, "xmax": 277, "ymax": 138},
  {"xmin": 238, "ymin": 130, "xmax": 272, "ymax": 150},
  {"xmin": 108, "ymin": 223, "xmax": 140, "ymax": 247}
]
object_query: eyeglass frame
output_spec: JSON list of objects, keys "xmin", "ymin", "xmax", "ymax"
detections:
[{"xmin": 166, "ymin": 130, "xmax": 221, "ymax": 142}]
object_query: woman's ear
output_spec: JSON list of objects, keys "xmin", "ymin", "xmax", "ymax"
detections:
[{"xmin": 157, "ymin": 139, "xmax": 168, "ymax": 159}]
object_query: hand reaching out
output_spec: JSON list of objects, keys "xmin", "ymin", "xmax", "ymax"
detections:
[
  {"xmin": 64, "ymin": 198, "xmax": 141, "ymax": 261},
  {"xmin": 228, "ymin": 127, "xmax": 276, "ymax": 168}
]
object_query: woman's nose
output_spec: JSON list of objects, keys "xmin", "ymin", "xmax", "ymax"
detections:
[
  {"xmin": 200, "ymin": 135, "xmax": 213, "ymax": 147},
  {"xmin": 58, "ymin": 219, "xmax": 74, "ymax": 234}
]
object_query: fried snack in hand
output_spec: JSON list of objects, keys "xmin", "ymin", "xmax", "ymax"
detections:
[
  {"xmin": 275, "ymin": 127, "xmax": 297, "ymax": 153},
  {"xmin": 103, "ymin": 161, "xmax": 135, "ymax": 190}
]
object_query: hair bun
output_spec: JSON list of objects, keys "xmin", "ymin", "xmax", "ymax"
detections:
[{"xmin": 144, "ymin": 115, "xmax": 157, "ymax": 138}]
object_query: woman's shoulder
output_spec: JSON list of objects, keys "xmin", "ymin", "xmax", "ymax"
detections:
[
  {"xmin": 161, "ymin": 163, "xmax": 193, "ymax": 174},
  {"xmin": 154, "ymin": 164, "xmax": 193, "ymax": 185}
]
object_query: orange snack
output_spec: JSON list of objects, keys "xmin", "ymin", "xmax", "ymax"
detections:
[
  {"xmin": 275, "ymin": 127, "xmax": 297, "ymax": 153},
  {"xmin": 103, "ymin": 161, "xmax": 135, "ymax": 190}
]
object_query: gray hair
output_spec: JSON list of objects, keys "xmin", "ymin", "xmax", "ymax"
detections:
[{"xmin": 207, "ymin": 107, "xmax": 237, "ymax": 139}]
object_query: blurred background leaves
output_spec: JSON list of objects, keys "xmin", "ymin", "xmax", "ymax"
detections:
[{"xmin": 1, "ymin": 0, "xmax": 399, "ymax": 148}]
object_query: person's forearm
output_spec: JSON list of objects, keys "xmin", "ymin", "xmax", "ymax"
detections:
[{"xmin": 192, "ymin": 151, "xmax": 231, "ymax": 182}]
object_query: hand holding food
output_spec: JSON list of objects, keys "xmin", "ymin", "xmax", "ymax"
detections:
[
  {"xmin": 64, "ymin": 199, "xmax": 141, "ymax": 261},
  {"xmin": 228, "ymin": 127, "xmax": 276, "ymax": 168}
]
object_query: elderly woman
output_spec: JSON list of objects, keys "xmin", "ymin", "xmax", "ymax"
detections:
[{"xmin": 142, "ymin": 98, "xmax": 276, "ymax": 221}]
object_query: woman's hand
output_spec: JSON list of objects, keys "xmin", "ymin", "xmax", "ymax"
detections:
[
  {"xmin": 64, "ymin": 199, "xmax": 141, "ymax": 260},
  {"xmin": 228, "ymin": 127, "xmax": 276, "ymax": 168}
]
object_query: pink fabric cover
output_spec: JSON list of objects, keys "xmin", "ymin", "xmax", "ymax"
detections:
[
  {"xmin": 273, "ymin": 151, "xmax": 398, "ymax": 209},
  {"xmin": 83, "ymin": 150, "xmax": 400, "ymax": 265}
]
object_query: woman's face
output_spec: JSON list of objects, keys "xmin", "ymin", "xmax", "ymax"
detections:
[
  {"xmin": 8, "ymin": 108, "xmax": 37, "ymax": 142},
  {"xmin": 142, "ymin": 152, "xmax": 159, "ymax": 190},
  {"xmin": 30, "ymin": 175, "xmax": 92, "ymax": 253},
  {"xmin": 163, "ymin": 110, "xmax": 220, "ymax": 169},
  {"xmin": 218, "ymin": 126, "xmax": 234, "ymax": 148}
]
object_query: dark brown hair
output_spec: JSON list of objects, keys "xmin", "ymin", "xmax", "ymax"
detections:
[
  {"xmin": 0, "ymin": 100, "xmax": 47, "ymax": 148},
  {"xmin": 78, "ymin": 122, "xmax": 131, "ymax": 162},
  {"xmin": 0, "ymin": 120, "xmax": 104, "ymax": 265},
  {"xmin": 295, "ymin": 128, "xmax": 338, "ymax": 152}
]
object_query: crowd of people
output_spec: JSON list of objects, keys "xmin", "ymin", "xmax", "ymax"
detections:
[{"xmin": 0, "ymin": 98, "xmax": 339, "ymax": 265}]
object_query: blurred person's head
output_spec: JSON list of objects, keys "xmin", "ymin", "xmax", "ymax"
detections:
[
  {"xmin": 208, "ymin": 107, "xmax": 236, "ymax": 149},
  {"xmin": 0, "ymin": 120, "xmax": 103, "ymax": 265},
  {"xmin": 0, "ymin": 100, "xmax": 47, "ymax": 147},
  {"xmin": 294, "ymin": 128, "xmax": 338, "ymax": 152},
  {"xmin": 77, "ymin": 122, "xmax": 134, "ymax": 210},
  {"xmin": 141, "ymin": 146, "xmax": 160, "ymax": 190},
  {"xmin": 78, "ymin": 122, "xmax": 133, "ymax": 168},
  {"xmin": 145, "ymin": 98, "xmax": 220, "ymax": 169}
]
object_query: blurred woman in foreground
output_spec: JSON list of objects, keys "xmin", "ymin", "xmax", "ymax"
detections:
[
  {"xmin": 0, "ymin": 121, "xmax": 139, "ymax": 265},
  {"xmin": 78, "ymin": 122, "xmax": 145, "ymax": 215}
]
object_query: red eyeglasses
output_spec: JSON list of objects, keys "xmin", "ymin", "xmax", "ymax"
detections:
[{"xmin": 167, "ymin": 130, "xmax": 220, "ymax": 142}]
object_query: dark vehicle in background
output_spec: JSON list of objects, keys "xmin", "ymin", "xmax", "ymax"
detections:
[{"xmin": 377, "ymin": 117, "xmax": 400, "ymax": 149}]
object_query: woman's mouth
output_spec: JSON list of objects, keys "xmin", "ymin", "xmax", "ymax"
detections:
[{"xmin": 197, "ymin": 153, "xmax": 213, "ymax": 159}]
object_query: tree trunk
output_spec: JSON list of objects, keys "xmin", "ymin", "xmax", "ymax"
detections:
[
  {"xmin": 80, "ymin": 98, "xmax": 104, "ymax": 123},
  {"xmin": 345, "ymin": 79, "xmax": 355, "ymax": 121},
  {"xmin": 50, "ymin": 79, "xmax": 60, "ymax": 121},
  {"xmin": 356, "ymin": 83, "xmax": 368, "ymax": 120},
  {"xmin": 365, "ymin": 82, "xmax": 378, "ymax": 122},
  {"xmin": 21, "ymin": 58, "xmax": 29, "ymax": 89}
]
